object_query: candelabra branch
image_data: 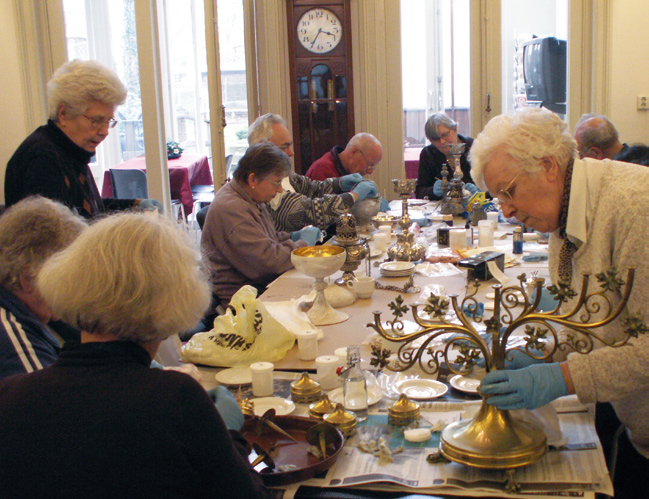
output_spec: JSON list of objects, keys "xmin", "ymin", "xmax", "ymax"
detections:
[{"xmin": 370, "ymin": 267, "xmax": 646, "ymax": 376}]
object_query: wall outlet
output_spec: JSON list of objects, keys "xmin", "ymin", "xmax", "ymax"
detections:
[{"xmin": 638, "ymin": 95, "xmax": 648, "ymax": 110}]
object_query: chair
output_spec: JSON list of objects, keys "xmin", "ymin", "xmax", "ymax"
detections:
[
  {"xmin": 109, "ymin": 168, "xmax": 186, "ymax": 222},
  {"xmin": 110, "ymin": 169, "xmax": 148, "ymax": 199}
]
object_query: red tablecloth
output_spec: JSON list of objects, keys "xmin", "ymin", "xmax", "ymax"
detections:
[
  {"xmin": 101, "ymin": 154, "xmax": 212, "ymax": 215},
  {"xmin": 404, "ymin": 147, "xmax": 423, "ymax": 179}
]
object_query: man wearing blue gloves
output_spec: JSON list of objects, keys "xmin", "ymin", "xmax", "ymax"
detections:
[
  {"xmin": 247, "ymin": 114, "xmax": 385, "ymax": 232},
  {"xmin": 470, "ymin": 108, "xmax": 649, "ymax": 498}
]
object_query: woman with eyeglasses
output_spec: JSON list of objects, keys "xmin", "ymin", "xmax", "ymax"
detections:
[
  {"xmin": 201, "ymin": 142, "xmax": 321, "ymax": 312},
  {"xmin": 415, "ymin": 112, "xmax": 479, "ymax": 201},
  {"xmin": 5, "ymin": 59, "xmax": 157, "ymax": 218}
]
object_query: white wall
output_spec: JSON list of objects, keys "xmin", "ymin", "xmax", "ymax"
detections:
[
  {"xmin": 0, "ymin": 1, "xmax": 32, "ymax": 204},
  {"xmin": 609, "ymin": 0, "xmax": 649, "ymax": 144}
]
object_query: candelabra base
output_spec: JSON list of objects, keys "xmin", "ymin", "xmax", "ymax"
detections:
[{"xmin": 440, "ymin": 400, "xmax": 547, "ymax": 469}]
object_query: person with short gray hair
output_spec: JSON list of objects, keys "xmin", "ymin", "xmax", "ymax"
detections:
[
  {"xmin": 247, "ymin": 113, "xmax": 378, "ymax": 232},
  {"xmin": 471, "ymin": 107, "xmax": 648, "ymax": 497},
  {"xmin": 0, "ymin": 213, "xmax": 270, "ymax": 498},
  {"xmin": 202, "ymin": 142, "xmax": 321, "ymax": 309},
  {"xmin": 0, "ymin": 196, "xmax": 87, "ymax": 380},
  {"xmin": 415, "ymin": 112, "xmax": 478, "ymax": 200},
  {"xmin": 5, "ymin": 59, "xmax": 160, "ymax": 218},
  {"xmin": 574, "ymin": 113, "xmax": 628, "ymax": 160}
]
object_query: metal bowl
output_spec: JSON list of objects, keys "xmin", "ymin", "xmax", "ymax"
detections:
[
  {"xmin": 372, "ymin": 214, "xmax": 400, "ymax": 230},
  {"xmin": 351, "ymin": 197, "xmax": 381, "ymax": 229}
]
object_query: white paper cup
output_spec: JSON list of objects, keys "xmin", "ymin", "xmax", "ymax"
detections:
[
  {"xmin": 250, "ymin": 361, "xmax": 274, "ymax": 397},
  {"xmin": 315, "ymin": 355, "xmax": 340, "ymax": 390},
  {"xmin": 378, "ymin": 225, "xmax": 392, "ymax": 236},
  {"xmin": 373, "ymin": 232, "xmax": 390, "ymax": 252},
  {"xmin": 449, "ymin": 228, "xmax": 466, "ymax": 250},
  {"xmin": 487, "ymin": 212, "xmax": 499, "ymax": 230},
  {"xmin": 296, "ymin": 330, "xmax": 319, "ymax": 361},
  {"xmin": 478, "ymin": 220, "xmax": 494, "ymax": 247}
]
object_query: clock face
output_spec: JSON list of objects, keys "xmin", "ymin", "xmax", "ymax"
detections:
[{"xmin": 297, "ymin": 8, "xmax": 342, "ymax": 54}]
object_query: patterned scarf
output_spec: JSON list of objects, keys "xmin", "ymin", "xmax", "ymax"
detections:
[{"xmin": 557, "ymin": 157, "xmax": 576, "ymax": 283}]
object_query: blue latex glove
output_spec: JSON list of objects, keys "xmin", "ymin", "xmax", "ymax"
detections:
[
  {"xmin": 340, "ymin": 173, "xmax": 365, "ymax": 191},
  {"xmin": 462, "ymin": 302, "xmax": 484, "ymax": 318},
  {"xmin": 433, "ymin": 180, "xmax": 444, "ymax": 197},
  {"xmin": 531, "ymin": 287, "xmax": 556, "ymax": 312},
  {"xmin": 138, "ymin": 198, "xmax": 163, "ymax": 213},
  {"xmin": 291, "ymin": 226, "xmax": 322, "ymax": 246},
  {"xmin": 351, "ymin": 181, "xmax": 378, "ymax": 201},
  {"xmin": 208, "ymin": 386, "xmax": 244, "ymax": 431},
  {"xmin": 379, "ymin": 197, "xmax": 391, "ymax": 212},
  {"xmin": 480, "ymin": 363, "xmax": 568, "ymax": 410},
  {"xmin": 463, "ymin": 183, "xmax": 480, "ymax": 195}
]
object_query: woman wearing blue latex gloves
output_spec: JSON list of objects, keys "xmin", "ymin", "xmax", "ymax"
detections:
[
  {"xmin": 0, "ymin": 213, "xmax": 270, "ymax": 498},
  {"xmin": 470, "ymin": 107, "xmax": 649, "ymax": 497},
  {"xmin": 202, "ymin": 143, "xmax": 314, "ymax": 310},
  {"xmin": 481, "ymin": 363, "xmax": 571, "ymax": 410},
  {"xmin": 415, "ymin": 112, "xmax": 477, "ymax": 200},
  {"xmin": 209, "ymin": 385, "xmax": 245, "ymax": 431},
  {"xmin": 291, "ymin": 225, "xmax": 323, "ymax": 246}
]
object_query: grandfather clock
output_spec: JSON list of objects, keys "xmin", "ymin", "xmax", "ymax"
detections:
[{"xmin": 286, "ymin": 0, "xmax": 355, "ymax": 174}]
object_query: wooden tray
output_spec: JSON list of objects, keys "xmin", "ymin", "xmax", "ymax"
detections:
[{"xmin": 241, "ymin": 415, "xmax": 345, "ymax": 486}]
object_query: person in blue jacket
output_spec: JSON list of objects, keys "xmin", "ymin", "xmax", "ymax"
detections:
[{"xmin": 0, "ymin": 196, "xmax": 87, "ymax": 380}]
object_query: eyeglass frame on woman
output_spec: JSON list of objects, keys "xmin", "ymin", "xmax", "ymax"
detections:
[
  {"xmin": 83, "ymin": 115, "xmax": 118, "ymax": 129},
  {"xmin": 495, "ymin": 171, "xmax": 521, "ymax": 204}
]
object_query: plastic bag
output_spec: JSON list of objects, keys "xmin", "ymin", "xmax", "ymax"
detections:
[{"xmin": 181, "ymin": 285, "xmax": 296, "ymax": 367}]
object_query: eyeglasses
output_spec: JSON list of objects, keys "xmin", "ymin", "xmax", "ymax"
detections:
[
  {"xmin": 432, "ymin": 129, "xmax": 453, "ymax": 142},
  {"xmin": 264, "ymin": 178, "xmax": 283, "ymax": 189},
  {"xmin": 83, "ymin": 115, "xmax": 118, "ymax": 129},
  {"xmin": 358, "ymin": 148, "xmax": 377, "ymax": 169},
  {"xmin": 495, "ymin": 172, "xmax": 521, "ymax": 204}
]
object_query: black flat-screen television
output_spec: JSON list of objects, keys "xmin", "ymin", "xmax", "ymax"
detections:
[{"xmin": 522, "ymin": 36, "xmax": 567, "ymax": 108}]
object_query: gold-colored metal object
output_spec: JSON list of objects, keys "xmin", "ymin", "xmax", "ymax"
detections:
[
  {"xmin": 291, "ymin": 245, "xmax": 348, "ymax": 325},
  {"xmin": 323, "ymin": 402, "xmax": 357, "ymax": 437},
  {"xmin": 331, "ymin": 211, "xmax": 369, "ymax": 284},
  {"xmin": 386, "ymin": 179, "xmax": 426, "ymax": 262},
  {"xmin": 388, "ymin": 393, "xmax": 420, "ymax": 427},
  {"xmin": 258, "ymin": 408, "xmax": 299, "ymax": 443},
  {"xmin": 440, "ymin": 142, "xmax": 466, "ymax": 216},
  {"xmin": 309, "ymin": 393, "xmax": 336, "ymax": 419},
  {"xmin": 368, "ymin": 268, "xmax": 646, "ymax": 469},
  {"xmin": 250, "ymin": 442, "xmax": 275, "ymax": 469},
  {"xmin": 306, "ymin": 422, "xmax": 338, "ymax": 459},
  {"xmin": 236, "ymin": 386, "xmax": 255, "ymax": 417},
  {"xmin": 290, "ymin": 372, "xmax": 322, "ymax": 404}
]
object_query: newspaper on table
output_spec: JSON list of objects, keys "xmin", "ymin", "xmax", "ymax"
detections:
[{"xmin": 305, "ymin": 396, "xmax": 613, "ymax": 498}]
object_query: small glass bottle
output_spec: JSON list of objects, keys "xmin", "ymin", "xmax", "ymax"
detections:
[
  {"xmin": 343, "ymin": 345, "xmax": 368, "ymax": 421},
  {"xmin": 513, "ymin": 227, "xmax": 524, "ymax": 254}
]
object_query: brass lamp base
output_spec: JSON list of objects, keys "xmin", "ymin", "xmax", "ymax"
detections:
[{"xmin": 440, "ymin": 400, "xmax": 547, "ymax": 469}]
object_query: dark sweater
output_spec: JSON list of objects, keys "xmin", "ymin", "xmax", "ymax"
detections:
[
  {"xmin": 415, "ymin": 135, "xmax": 474, "ymax": 200},
  {"xmin": 0, "ymin": 341, "xmax": 269, "ymax": 499},
  {"xmin": 5, "ymin": 120, "xmax": 133, "ymax": 218}
]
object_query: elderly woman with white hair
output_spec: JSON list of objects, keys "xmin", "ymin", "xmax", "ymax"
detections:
[
  {"xmin": 5, "ymin": 59, "xmax": 159, "ymax": 218},
  {"xmin": 0, "ymin": 196, "xmax": 86, "ymax": 380},
  {"xmin": 415, "ymin": 112, "xmax": 479, "ymax": 200},
  {"xmin": 0, "ymin": 213, "xmax": 269, "ymax": 498},
  {"xmin": 470, "ymin": 107, "xmax": 648, "ymax": 498}
]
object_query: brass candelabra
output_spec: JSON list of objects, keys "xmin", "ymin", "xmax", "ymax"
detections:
[
  {"xmin": 368, "ymin": 268, "xmax": 646, "ymax": 470},
  {"xmin": 386, "ymin": 179, "xmax": 425, "ymax": 262}
]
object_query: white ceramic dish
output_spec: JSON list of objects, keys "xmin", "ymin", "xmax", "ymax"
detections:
[
  {"xmin": 393, "ymin": 378, "xmax": 448, "ymax": 400},
  {"xmin": 328, "ymin": 386, "xmax": 382, "ymax": 406},
  {"xmin": 449, "ymin": 375, "xmax": 481, "ymax": 394},
  {"xmin": 215, "ymin": 366, "xmax": 252, "ymax": 386},
  {"xmin": 370, "ymin": 248, "xmax": 385, "ymax": 259},
  {"xmin": 380, "ymin": 261, "xmax": 415, "ymax": 272},
  {"xmin": 251, "ymin": 397, "xmax": 296, "ymax": 417}
]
